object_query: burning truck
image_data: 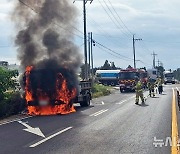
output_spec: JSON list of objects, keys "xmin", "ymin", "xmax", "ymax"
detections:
[
  {"xmin": 24, "ymin": 66, "xmax": 92, "ymax": 115},
  {"xmin": 13, "ymin": 0, "xmax": 91, "ymax": 115}
]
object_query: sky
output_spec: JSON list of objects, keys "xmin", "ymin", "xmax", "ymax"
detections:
[{"xmin": 0, "ymin": 0, "xmax": 180, "ymax": 70}]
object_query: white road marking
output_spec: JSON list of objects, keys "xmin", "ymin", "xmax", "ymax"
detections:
[
  {"xmin": 18, "ymin": 121, "xmax": 45, "ymax": 138},
  {"xmin": 0, "ymin": 115, "xmax": 33, "ymax": 126},
  {"xmin": 90, "ymin": 109, "xmax": 108, "ymax": 116},
  {"xmin": 90, "ymin": 110, "xmax": 105, "ymax": 116},
  {"xmin": 94, "ymin": 109, "xmax": 108, "ymax": 116},
  {"xmin": 176, "ymin": 87, "xmax": 179, "ymax": 91},
  {"xmin": 29, "ymin": 127, "xmax": 73, "ymax": 148},
  {"xmin": 101, "ymin": 101, "xmax": 105, "ymax": 105},
  {"xmin": 116, "ymin": 96, "xmax": 135, "ymax": 105}
]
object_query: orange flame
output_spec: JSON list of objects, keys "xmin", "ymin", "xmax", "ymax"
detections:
[{"xmin": 25, "ymin": 66, "xmax": 77, "ymax": 115}]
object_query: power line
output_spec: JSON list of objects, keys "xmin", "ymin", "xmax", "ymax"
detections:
[
  {"xmin": 96, "ymin": 44, "xmax": 121, "ymax": 59},
  {"xmin": 19, "ymin": 0, "xmax": 84, "ymax": 40},
  {"xmin": 19, "ymin": 0, "xmax": 154, "ymax": 68},
  {"xmin": 144, "ymin": 40, "xmax": 180, "ymax": 44},
  {"xmin": 87, "ymin": 15, "xmax": 132, "ymax": 48},
  {"xmin": 96, "ymin": 43, "xmax": 151, "ymax": 67},
  {"xmin": 102, "ymin": 0, "xmax": 131, "ymax": 37},
  {"xmin": 94, "ymin": 40, "xmax": 133, "ymax": 61},
  {"xmin": 106, "ymin": 0, "xmax": 133, "ymax": 35},
  {"xmin": 97, "ymin": 0, "xmax": 119, "ymax": 29},
  {"xmin": 98, "ymin": 0, "xmax": 131, "ymax": 38}
]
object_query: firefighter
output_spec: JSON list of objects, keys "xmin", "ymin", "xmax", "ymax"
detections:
[
  {"xmin": 156, "ymin": 77, "xmax": 163, "ymax": 94},
  {"xmin": 135, "ymin": 77, "xmax": 145, "ymax": 105},
  {"xmin": 147, "ymin": 78, "xmax": 155, "ymax": 97}
]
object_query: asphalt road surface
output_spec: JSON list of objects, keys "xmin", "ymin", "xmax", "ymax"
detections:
[{"xmin": 0, "ymin": 84, "xmax": 179, "ymax": 154}]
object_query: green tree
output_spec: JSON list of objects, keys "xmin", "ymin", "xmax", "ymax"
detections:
[
  {"xmin": 127, "ymin": 65, "xmax": 133, "ymax": 69},
  {"xmin": 156, "ymin": 66, "xmax": 165, "ymax": 78},
  {"xmin": 0, "ymin": 67, "xmax": 18, "ymax": 100},
  {"xmin": 174, "ymin": 68, "xmax": 180, "ymax": 81},
  {"xmin": 101, "ymin": 60, "xmax": 111, "ymax": 70},
  {"xmin": 111, "ymin": 62, "xmax": 117, "ymax": 70}
]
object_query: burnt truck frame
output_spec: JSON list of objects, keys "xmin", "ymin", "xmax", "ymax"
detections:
[
  {"xmin": 27, "ymin": 80, "xmax": 92, "ymax": 107},
  {"xmin": 24, "ymin": 68, "xmax": 92, "ymax": 108}
]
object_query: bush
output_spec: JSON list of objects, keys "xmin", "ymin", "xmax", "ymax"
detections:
[
  {"xmin": 0, "ymin": 92, "xmax": 26, "ymax": 118},
  {"xmin": 92, "ymin": 84, "xmax": 111, "ymax": 98},
  {"xmin": 0, "ymin": 67, "xmax": 18, "ymax": 101},
  {"xmin": 0, "ymin": 67, "xmax": 23, "ymax": 118}
]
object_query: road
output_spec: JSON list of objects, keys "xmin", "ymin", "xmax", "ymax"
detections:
[{"xmin": 0, "ymin": 84, "xmax": 179, "ymax": 154}]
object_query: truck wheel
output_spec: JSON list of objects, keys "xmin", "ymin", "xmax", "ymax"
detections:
[
  {"xmin": 111, "ymin": 82, "xmax": 115, "ymax": 86},
  {"xmin": 80, "ymin": 94, "xmax": 91, "ymax": 107}
]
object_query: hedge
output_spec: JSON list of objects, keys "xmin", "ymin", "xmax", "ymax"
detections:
[{"xmin": 0, "ymin": 92, "xmax": 26, "ymax": 118}]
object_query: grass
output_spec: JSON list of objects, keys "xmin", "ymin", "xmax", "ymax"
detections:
[{"xmin": 92, "ymin": 84, "xmax": 111, "ymax": 98}]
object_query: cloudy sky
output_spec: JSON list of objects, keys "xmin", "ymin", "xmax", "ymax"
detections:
[{"xmin": 0, "ymin": 0, "xmax": 180, "ymax": 70}]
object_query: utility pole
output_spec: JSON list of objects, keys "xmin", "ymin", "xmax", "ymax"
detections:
[
  {"xmin": 88, "ymin": 32, "xmax": 91, "ymax": 77},
  {"xmin": 157, "ymin": 59, "xmax": 160, "ymax": 67},
  {"xmin": 73, "ymin": 0, "xmax": 93, "ymax": 79},
  {"xmin": 88, "ymin": 32, "xmax": 94, "ymax": 81},
  {"xmin": 90, "ymin": 32, "xmax": 94, "ymax": 80},
  {"xmin": 83, "ymin": 0, "xmax": 88, "ymax": 79},
  {"xmin": 151, "ymin": 52, "xmax": 157, "ymax": 68},
  {"xmin": 133, "ymin": 35, "xmax": 142, "ymax": 69}
]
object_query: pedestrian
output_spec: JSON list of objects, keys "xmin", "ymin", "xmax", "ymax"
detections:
[
  {"xmin": 147, "ymin": 78, "xmax": 155, "ymax": 97},
  {"xmin": 135, "ymin": 77, "xmax": 145, "ymax": 105}
]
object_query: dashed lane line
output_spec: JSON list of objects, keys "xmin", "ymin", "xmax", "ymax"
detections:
[
  {"xmin": 93, "ymin": 109, "xmax": 108, "ymax": 117},
  {"xmin": 90, "ymin": 109, "xmax": 108, "ymax": 117}
]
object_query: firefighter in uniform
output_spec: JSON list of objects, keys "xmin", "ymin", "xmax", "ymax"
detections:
[
  {"xmin": 135, "ymin": 77, "xmax": 145, "ymax": 105},
  {"xmin": 147, "ymin": 78, "xmax": 155, "ymax": 97},
  {"xmin": 156, "ymin": 77, "xmax": 163, "ymax": 94}
]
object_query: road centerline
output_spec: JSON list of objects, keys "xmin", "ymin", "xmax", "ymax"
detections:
[{"xmin": 171, "ymin": 88, "xmax": 179, "ymax": 154}]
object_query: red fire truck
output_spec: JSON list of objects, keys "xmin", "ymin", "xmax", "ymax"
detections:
[{"xmin": 119, "ymin": 68, "xmax": 147, "ymax": 93}]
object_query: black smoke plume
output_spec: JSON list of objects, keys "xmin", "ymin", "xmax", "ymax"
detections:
[{"xmin": 12, "ymin": 0, "xmax": 82, "ymax": 91}]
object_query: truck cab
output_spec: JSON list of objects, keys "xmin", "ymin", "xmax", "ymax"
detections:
[
  {"xmin": 147, "ymin": 68, "xmax": 158, "ymax": 81},
  {"xmin": 119, "ymin": 68, "xmax": 139, "ymax": 92},
  {"xmin": 164, "ymin": 71, "xmax": 175, "ymax": 84}
]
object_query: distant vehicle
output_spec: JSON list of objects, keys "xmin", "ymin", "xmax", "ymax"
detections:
[
  {"xmin": 164, "ymin": 71, "xmax": 175, "ymax": 84},
  {"xmin": 96, "ymin": 70, "xmax": 121, "ymax": 86},
  {"xmin": 119, "ymin": 68, "xmax": 139, "ymax": 92},
  {"xmin": 119, "ymin": 68, "xmax": 148, "ymax": 92},
  {"xmin": 147, "ymin": 68, "xmax": 158, "ymax": 81}
]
